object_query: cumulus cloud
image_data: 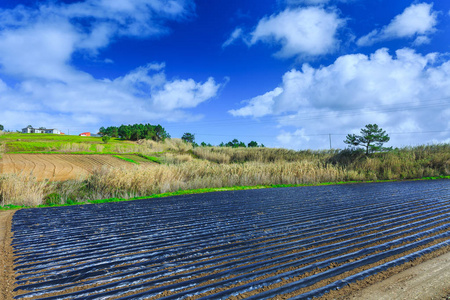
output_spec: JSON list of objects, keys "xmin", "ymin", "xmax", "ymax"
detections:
[
  {"xmin": 0, "ymin": 63, "xmax": 221, "ymax": 130},
  {"xmin": 0, "ymin": 0, "xmax": 222, "ymax": 131},
  {"xmin": 229, "ymin": 48, "xmax": 450, "ymax": 149},
  {"xmin": 357, "ymin": 3, "xmax": 438, "ymax": 46},
  {"xmin": 151, "ymin": 77, "xmax": 220, "ymax": 111},
  {"xmin": 229, "ymin": 88, "xmax": 283, "ymax": 117},
  {"xmin": 249, "ymin": 7, "xmax": 345, "ymax": 58}
]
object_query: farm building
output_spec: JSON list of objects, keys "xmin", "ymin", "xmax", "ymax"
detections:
[
  {"xmin": 79, "ymin": 132, "xmax": 91, "ymax": 137},
  {"xmin": 22, "ymin": 126, "xmax": 61, "ymax": 134}
]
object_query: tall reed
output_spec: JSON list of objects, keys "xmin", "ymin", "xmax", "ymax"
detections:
[
  {"xmin": 0, "ymin": 174, "xmax": 47, "ymax": 206},
  {"xmin": 83, "ymin": 160, "xmax": 347, "ymax": 200}
]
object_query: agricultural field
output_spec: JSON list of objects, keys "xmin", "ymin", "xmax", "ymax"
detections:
[
  {"xmin": 0, "ymin": 133, "xmax": 190, "ymax": 156},
  {"xmin": 0, "ymin": 154, "xmax": 153, "ymax": 181},
  {"xmin": 0, "ymin": 133, "xmax": 138, "ymax": 154},
  {"xmin": 6, "ymin": 180, "xmax": 450, "ymax": 299}
]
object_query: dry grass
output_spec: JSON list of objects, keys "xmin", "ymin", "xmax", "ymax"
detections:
[
  {"xmin": 329, "ymin": 144, "xmax": 450, "ymax": 180},
  {"xmin": 161, "ymin": 153, "xmax": 194, "ymax": 164},
  {"xmin": 60, "ymin": 142, "xmax": 91, "ymax": 152},
  {"xmin": 0, "ymin": 143, "xmax": 448, "ymax": 206},
  {"xmin": 193, "ymin": 147, "xmax": 337, "ymax": 164},
  {"xmin": 0, "ymin": 141, "xmax": 4, "ymax": 158},
  {"xmin": 84, "ymin": 160, "xmax": 347, "ymax": 199},
  {"xmin": 191, "ymin": 147, "xmax": 230, "ymax": 164},
  {"xmin": 137, "ymin": 138, "xmax": 193, "ymax": 153},
  {"xmin": 163, "ymin": 138, "xmax": 194, "ymax": 152},
  {"xmin": 0, "ymin": 173, "xmax": 47, "ymax": 206}
]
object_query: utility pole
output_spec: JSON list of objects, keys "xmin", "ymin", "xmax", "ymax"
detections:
[{"xmin": 329, "ymin": 134, "xmax": 332, "ymax": 149}]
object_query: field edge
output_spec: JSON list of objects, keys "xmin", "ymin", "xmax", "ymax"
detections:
[{"xmin": 1, "ymin": 176, "xmax": 449, "ymax": 211}]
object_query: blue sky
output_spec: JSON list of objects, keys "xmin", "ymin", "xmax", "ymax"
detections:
[{"xmin": 0, "ymin": 0, "xmax": 449, "ymax": 149}]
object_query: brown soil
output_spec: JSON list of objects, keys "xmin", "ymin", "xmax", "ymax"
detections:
[
  {"xmin": 0, "ymin": 154, "xmax": 140, "ymax": 181},
  {"xmin": 0, "ymin": 210, "xmax": 17, "ymax": 300}
]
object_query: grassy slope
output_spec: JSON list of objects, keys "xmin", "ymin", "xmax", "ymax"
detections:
[{"xmin": 1, "ymin": 132, "xmax": 449, "ymax": 209}]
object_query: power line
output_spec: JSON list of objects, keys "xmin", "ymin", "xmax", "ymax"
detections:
[
  {"xmin": 164, "ymin": 97, "xmax": 450, "ymax": 128},
  {"xmin": 192, "ymin": 130, "xmax": 450, "ymax": 139}
]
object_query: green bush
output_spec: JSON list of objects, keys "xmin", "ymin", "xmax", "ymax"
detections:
[{"xmin": 102, "ymin": 135, "xmax": 111, "ymax": 144}]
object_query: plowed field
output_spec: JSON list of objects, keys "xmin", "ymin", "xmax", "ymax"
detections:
[
  {"xmin": 7, "ymin": 180, "xmax": 450, "ymax": 299},
  {"xmin": 0, "ymin": 154, "xmax": 146, "ymax": 181}
]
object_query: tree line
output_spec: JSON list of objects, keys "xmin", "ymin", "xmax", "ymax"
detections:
[
  {"xmin": 99, "ymin": 124, "xmax": 170, "ymax": 141},
  {"xmin": 98, "ymin": 124, "xmax": 391, "ymax": 152},
  {"xmin": 182, "ymin": 133, "xmax": 264, "ymax": 148}
]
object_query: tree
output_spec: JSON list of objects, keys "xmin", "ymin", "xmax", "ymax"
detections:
[
  {"xmin": 181, "ymin": 132, "xmax": 195, "ymax": 144},
  {"xmin": 200, "ymin": 142, "xmax": 207, "ymax": 147},
  {"xmin": 344, "ymin": 124, "xmax": 390, "ymax": 155},
  {"xmin": 98, "ymin": 127, "xmax": 106, "ymax": 136},
  {"xmin": 0, "ymin": 124, "xmax": 3, "ymax": 131},
  {"xmin": 226, "ymin": 139, "xmax": 246, "ymax": 148},
  {"xmin": 118, "ymin": 125, "xmax": 132, "ymax": 140},
  {"xmin": 247, "ymin": 141, "xmax": 258, "ymax": 148},
  {"xmin": 102, "ymin": 135, "xmax": 111, "ymax": 144}
]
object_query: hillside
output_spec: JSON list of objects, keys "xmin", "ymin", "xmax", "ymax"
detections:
[
  {"xmin": 0, "ymin": 133, "xmax": 140, "ymax": 154},
  {"xmin": 0, "ymin": 132, "xmax": 449, "ymax": 207}
]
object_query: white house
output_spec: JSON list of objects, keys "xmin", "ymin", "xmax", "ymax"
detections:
[{"xmin": 22, "ymin": 126, "xmax": 62, "ymax": 134}]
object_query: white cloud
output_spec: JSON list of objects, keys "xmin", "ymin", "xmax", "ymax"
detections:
[
  {"xmin": 222, "ymin": 28, "xmax": 243, "ymax": 48},
  {"xmin": 151, "ymin": 77, "xmax": 220, "ymax": 111},
  {"xmin": 229, "ymin": 88, "xmax": 283, "ymax": 117},
  {"xmin": 357, "ymin": 3, "xmax": 438, "ymax": 46},
  {"xmin": 0, "ymin": 0, "xmax": 222, "ymax": 131},
  {"xmin": 229, "ymin": 48, "xmax": 450, "ymax": 149},
  {"xmin": 412, "ymin": 35, "xmax": 431, "ymax": 46},
  {"xmin": 0, "ymin": 0, "xmax": 193, "ymax": 80},
  {"xmin": 250, "ymin": 7, "xmax": 345, "ymax": 58},
  {"xmin": 0, "ymin": 63, "xmax": 222, "ymax": 130},
  {"xmin": 284, "ymin": 0, "xmax": 331, "ymax": 4},
  {"xmin": 276, "ymin": 129, "xmax": 310, "ymax": 149},
  {"xmin": 0, "ymin": 21, "xmax": 80, "ymax": 80},
  {"xmin": 283, "ymin": 0, "xmax": 355, "ymax": 4}
]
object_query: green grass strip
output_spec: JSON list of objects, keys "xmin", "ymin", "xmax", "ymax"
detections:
[
  {"xmin": 1, "ymin": 176, "xmax": 449, "ymax": 210},
  {"xmin": 137, "ymin": 154, "xmax": 161, "ymax": 164},
  {"xmin": 5, "ymin": 151, "xmax": 154, "ymax": 155},
  {"xmin": 113, "ymin": 155, "xmax": 140, "ymax": 164}
]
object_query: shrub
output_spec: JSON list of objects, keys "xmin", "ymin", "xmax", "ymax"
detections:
[{"xmin": 102, "ymin": 135, "xmax": 111, "ymax": 144}]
